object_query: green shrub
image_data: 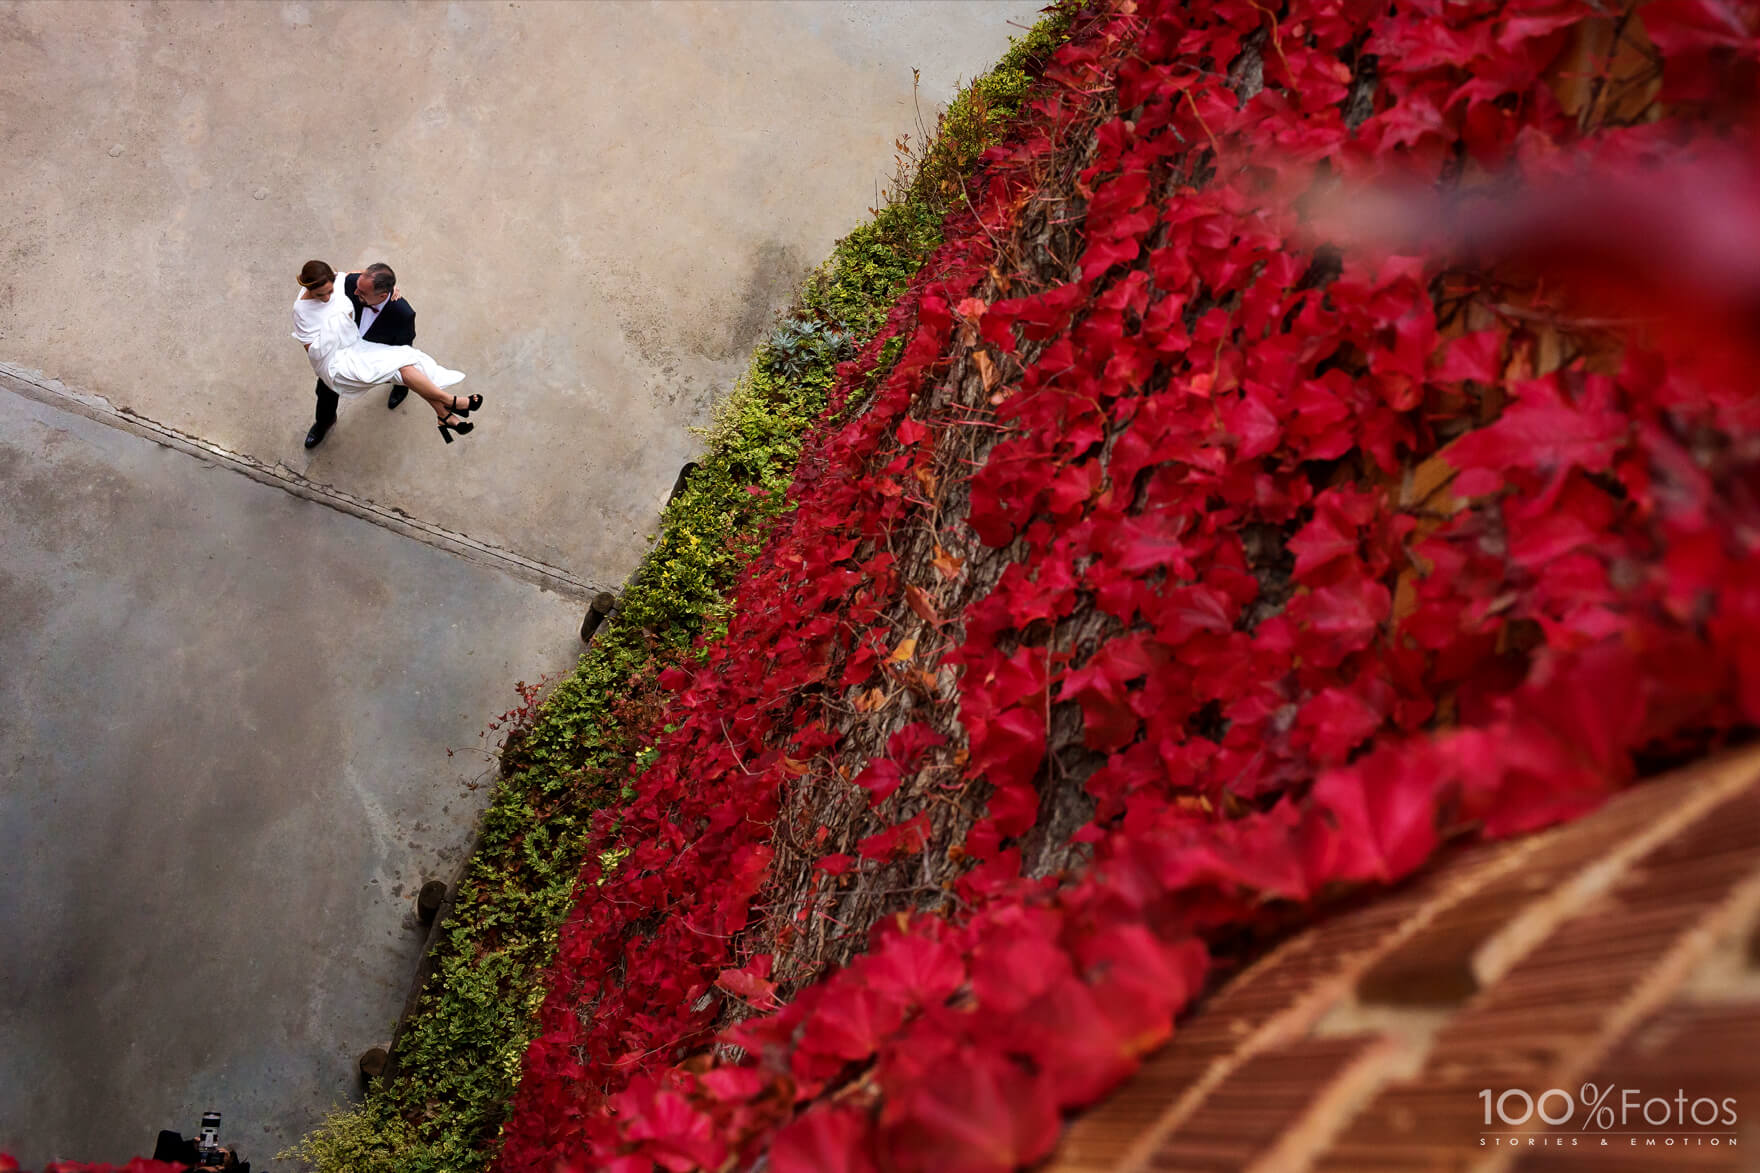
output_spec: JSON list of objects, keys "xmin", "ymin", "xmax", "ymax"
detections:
[{"xmin": 280, "ymin": 1103, "xmax": 419, "ymax": 1173}]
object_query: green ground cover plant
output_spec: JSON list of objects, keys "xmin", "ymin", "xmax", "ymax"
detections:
[{"xmin": 284, "ymin": 9, "xmax": 1076, "ymax": 1171}]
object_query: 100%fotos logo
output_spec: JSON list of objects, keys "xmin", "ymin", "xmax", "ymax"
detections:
[{"xmin": 1481, "ymin": 1084, "xmax": 1738, "ymax": 1130}]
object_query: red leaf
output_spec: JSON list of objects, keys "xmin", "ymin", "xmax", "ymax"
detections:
[
  {"xmin": 1498, "ymin": 8, "xmax": 1589, "ymax": 50},
  {"xmin": 1304, "ymin": 575, "xmax": 1390, "ymax": 647},
  {"xmin": 1313, "ymin": 748, "xmax": 1443, "ymax": 883},
  {"xmin": 816, "ymin": 852, "xmax": 855, "ymax": 876},
  {"xmin": 1013, "ymin": 975, "xmax": 1146, "ymax": 1106},
  {"xmin": 1434, "ymin": 330, "xmax": 1504, "ymax": 384},
  {"xmin": 1449, "ymin": 375, "xmax": 1628, "ymax": 482},
  {"xmin": 1297, "ymin": 686, "xmax": 1386, "ymax": 763},
  {"xmin": 1288, "ymin": 510, "xmax": 1357, "ymax": 580},
  {"xmin": 620, "ymin": 1081, "xmax": 728, "ymax": 1171},
  {"xmin": 1076, "ymin": 925, "xmax": 1209, "ymax": 1011},
  {"xmin": 887, "ymin": 722, "xmax": 947, "ymax": 767},
  {"xmin": 881, "ymin": 1050, "xmax": 1061, "ymax": 1173},
  {"xmin": 1106, "ymin": 513, "xmax": 1194, "ymax": 576},
  {"xmin": 984, "ymin": 779, "xmax": 1041, "ymax": 839},
  {"xmin": 802, "ymin": 981, "xmax": 907, "ymax": 1061},
  {"xmin": 1060, "ymin": 660, "xmax": 1139, "ymax": 751},
  {"xmin": 1087, "ymin": 168, "xmax": 1152, "ymax": 220},
  {"xmin": 1080, "ymin": 234, "xmax": 1142, "ymax": 281},
  {"xmin": 858, "ymin": 811, "xmax": 931, "ymax": 860},
  {"xmin": 865, "ymin": 931, "xmax": 965, "ymax": 1008},
  {"xmin": 716, "ymin": 965, "xmax": 778, "ymax": 1004},
  {"xmin": 771, "ymin": 1106, "xmax": 879, "ymax": 1173},
  {"xmin": 969, "ymin": 910, "xmax": 1072, "ymax": 1016},
  {"xmin": 699, "ymin": 1066, "xmax": 769, "ymax": 1101},
  {"xmin": 1223, "ymin": 388, "xmax": 1281, "ymax": 459},
  {"xmin": 854, "ymin": 758, "xmax": 905, "ymax": 802},
  {"xmin": 972, "ymin": 704, "xmax": 1047, "ymax": 808}
]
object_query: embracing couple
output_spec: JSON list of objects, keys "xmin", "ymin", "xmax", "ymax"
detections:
[{"xmin": 292, "ymin": 259, "xmax": 484, "ymax": 447}]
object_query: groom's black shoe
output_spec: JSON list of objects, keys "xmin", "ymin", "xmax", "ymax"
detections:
[
  {"xmin": 305, "ymin": 419, "xmax": 332, "ymax": 449},
  {"xmin": 388, "ymin": 386, "xmax": 409, "ymax": 410}
]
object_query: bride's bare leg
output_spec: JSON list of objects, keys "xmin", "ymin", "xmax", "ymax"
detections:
[{"xmin": 396, "ymin": 365, "xmax": 466, "ymax": 419}]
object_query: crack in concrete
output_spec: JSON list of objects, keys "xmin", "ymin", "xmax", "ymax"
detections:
[{"xmin": 0, "ymin": 361, "xmax": 606, "ymax": 602}]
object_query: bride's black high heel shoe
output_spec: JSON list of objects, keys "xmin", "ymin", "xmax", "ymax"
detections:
[
  {"xmin": 437, "ymin": 411, "xmax": 475, "ymax": 443},
  {"xmin": 450, "ymin": 393, "xmax": 485, "ymax": 418}
]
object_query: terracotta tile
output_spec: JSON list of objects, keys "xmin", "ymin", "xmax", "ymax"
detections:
[
  {"xmin": 1356, "ymin": 779, "xmax": 1692, "ymax": 1008},
  {"xmin": 1420, "ymin": 785, "xmax": 1760, "ymax": 1078},
  {"xmin": 1047, "ymin": 1049, "xmax": 1220, "ymax": 1171},
  {"xmin": 1321, "ymin": 1152, "xmax": 1482, "ymax": 1170},
  {"xmin": 1051, "ymin": 756, "xmax": 1760, "ymax": 1172},
  {"xmin": 1146, "ymin": 1035, "xmax": 1396, "ymax": 1173},
  {"xmin": 1047, "ymin": 846, "xmax": 1511, "ymax": 1171},
  {"xmin": 1329, "ymin": 1080, "xmax": 1494, "ymax": 1154}
]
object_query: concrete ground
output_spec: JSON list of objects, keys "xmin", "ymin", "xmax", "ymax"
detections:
[
  {"xmin": 0, "ymin": 0, "xmax": 1044, "ymax": 588},
  {"xmin": 0, "ymin": 1, "xmax": 1044, "ymax": 1165},
  {"xmin": 0, "ymin": 387, "xmax": 585, "ymax": 1166}
]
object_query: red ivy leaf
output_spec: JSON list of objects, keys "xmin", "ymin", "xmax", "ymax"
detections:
[
  {"xmin": 855, "ymin": 758, "xmax": 905, "ymax": 803},
  {"xmin": 716, "ymin": 966, "xmax": 778, "ymax": 1004},
  {"xmin": 1312, "ymin": 747, "xmax": 1443, "ymax": 883},
  {"xmin": 881, "ymin": 1049, "xmax": 1060, "ymax": 1173},
  {"xmin": 816, "ymin": 852, "xmax": 855, "ymax": 876},
  {"xmin": 801, "ymin": 981, "xmax": 907, "ymax": 1061},
  {"xmin": 864, "ymin": 930, "xmax": 965, "ymax": 1008},
  {"xmin": 1449, "ymin": 375, "xmax": 1628, "ymax": 491},
  {"xmin": 1434, "ymin": 329, "xmax": 1504, "ymax": 384},
  {"xmin": 699, "ymin": 1066, "xmax": 769, "ymax": 1101},
  {"xmin": 770, "ymin": 1107, "xmax": 879, "ymax": 1173},
  {"xmin": 858, "ymin": 811, "xmax": 932, "ymax": 860}
]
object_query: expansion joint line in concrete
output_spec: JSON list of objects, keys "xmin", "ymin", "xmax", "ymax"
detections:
[{"xmin": 1, "ymin": 363, "xmax": 604, "ymax": 602}]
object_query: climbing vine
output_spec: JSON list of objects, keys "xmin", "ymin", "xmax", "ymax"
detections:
[{"xmin": 491, "ymin": 0, "xmax": 1760, "ymax": 1170}]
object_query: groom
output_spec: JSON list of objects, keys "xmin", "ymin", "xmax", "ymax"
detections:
[{"xmin": 305, "ymin": 261, "xmax": 417, "ymax": 449}]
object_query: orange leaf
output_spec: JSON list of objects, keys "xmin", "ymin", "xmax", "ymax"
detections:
[
  {"xmin": 905, "ymin": 584, "xmax": 942, "ymax": 626},
  {"xmin": 932, "ymin": 543, "xmax": 964, "ymax": 579},
  {"xmin": 887, "ymin": 637, "xmax": 918, "ymax": 664},
  {"xmin": 974, "ymin": 349, "xmax": 1000, "ymax": 391}
]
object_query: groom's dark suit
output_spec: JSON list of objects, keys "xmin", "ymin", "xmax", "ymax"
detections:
[{"xmin": 310, "ymin": 272, "xmax": 418, "ymax": 435}]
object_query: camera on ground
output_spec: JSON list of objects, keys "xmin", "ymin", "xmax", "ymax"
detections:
[{"xmin": 152, "ymin": 1109, "xmax": 250, "ymax": 1171}]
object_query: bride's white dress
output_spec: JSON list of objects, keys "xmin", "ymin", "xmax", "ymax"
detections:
[{"xmin": 291, "ymin": 284, "xmax": 465, "ymax": 395}]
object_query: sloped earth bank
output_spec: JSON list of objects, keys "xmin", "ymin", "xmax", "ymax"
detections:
[{"xmin": 499, "ymin": 1, "xmax": 1760, "ymax": 1170}]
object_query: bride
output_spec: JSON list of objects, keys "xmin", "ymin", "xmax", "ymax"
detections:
[{"xmin": 292, "ymin": 259, "xmax": 483, "ymax": 443}]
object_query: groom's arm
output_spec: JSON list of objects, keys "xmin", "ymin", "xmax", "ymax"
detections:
[{"xmin": 377, "ymin": 297, "xmax": 416, "ymax": 347}]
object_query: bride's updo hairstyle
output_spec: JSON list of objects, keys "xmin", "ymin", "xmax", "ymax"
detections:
[{"xmin": 298, "ymin": 259, "xmax": 336, "ymax": 289}]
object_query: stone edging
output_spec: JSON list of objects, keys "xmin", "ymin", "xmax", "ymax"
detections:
[{"xmin": 0, "ymin": 362, "xmax": 605, "ymax": 602}]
